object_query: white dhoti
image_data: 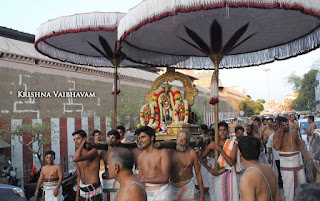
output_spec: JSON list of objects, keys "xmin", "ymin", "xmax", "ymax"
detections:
[
  {"xmin": 43, "ymin": 181, "xmax": 63, "ymax": 201},
  {"xmin": 279, "ymin": 151, "xmax": 306, "ymax": 201},
  {"xmin": 79, "ymin": 180, "xmax": 103, "ymax": 200},
  {"xmin": 102, "ymin": 178, "xmax": 119, "ymax": 201},
  {"xmin": 258, "ymin": 149, "xmax": 267, "ymax": 164},
  {"xmin": 210, "ymin": 170, "xmax": 239, "ymax": 201},
  {"xmin": 145, "ymin": 183, "xmax": 171, "ymax": 201},
  {"xmin": 170, "ymin": 178, "xmax": 195, "ymax": 201},
  {"xmin": 193, "ymin": 163, "xmax": 210, "ymax": 189},
  {"xmin": 206, "ymin": 156, "xmax": 216, "ymax": 199}
]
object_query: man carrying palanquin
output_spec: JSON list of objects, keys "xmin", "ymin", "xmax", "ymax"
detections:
[
  {"xmin": 73, "ymin": 130, "xmax": 102, "ymax": 201},
  {"xmin": 170, "ymin": 130, "xmax": 205, "ymax": 201},
  {"xmin": 137, "ymin": 126, "xmax": 171, "ymax": 201}
]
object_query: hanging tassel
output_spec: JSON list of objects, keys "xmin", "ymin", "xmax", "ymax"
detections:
[{"xmin": 111, "ymin": 79, "xmax": 121, "ymax": 95}]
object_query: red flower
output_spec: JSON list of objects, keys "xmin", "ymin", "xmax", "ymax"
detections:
[{"xmin": 209, "ymin": 97, "xmax": 219, "ymax": 105}]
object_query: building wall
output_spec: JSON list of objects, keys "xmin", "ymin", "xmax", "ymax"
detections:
[{"xmin": 315, "ymin": 72, "xmax": 320, "ymax": 111}]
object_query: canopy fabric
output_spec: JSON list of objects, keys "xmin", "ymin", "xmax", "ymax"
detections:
[
  {"xmin": 0, "ymin": 140, "xmax": 11, "ymax": 149},
  {"xmin": 35, "ymin": 12, "xmax": 156, "ymax": 67},
  {"xmin": 117, "ymin": 0, "xmax": 320, "ymax": 68}
]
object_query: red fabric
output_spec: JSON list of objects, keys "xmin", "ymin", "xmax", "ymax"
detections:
[{"xmin": 59, "ymin": 118, "xmax": 68, "ymax": 168}]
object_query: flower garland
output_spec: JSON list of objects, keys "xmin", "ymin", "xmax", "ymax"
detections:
[
  {"xmin": 139, "ymin": 103, "xmax": 155, "ymax": 127},
  {"xmin": 173, "ymin": 99, "xmax": 189, "ymax": 124}
]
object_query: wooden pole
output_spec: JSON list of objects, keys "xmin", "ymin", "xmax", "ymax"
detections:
[
  {"xmin": 210, "ymin": 54, "xmax": 223, "ymax": 172},
  {"xmin": 113, "ymin": 64, "xmax": 118, "ymax": 129}
]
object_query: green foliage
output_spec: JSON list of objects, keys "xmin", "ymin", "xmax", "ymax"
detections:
[
  {"xmin": 0, "ymin": 129, "xmax": 3, "ymax": 140},
  {"xmin": 116, "ymin": 89, "xmax": 145, "ymax": 131},
  {"xmin": 10, "ymin": 123, "xmax": 51, "ymax": 166},
  {"xmin": 191, "ymin": 105, "xmax": 204, "ymax": 124},
  {"xmin": 290, "ymin": 69, "xmax": 318, "ymax": 111},
  {"xmin": 239, "ymin": 99, "xmax": 264, "ymax": 116},
  {"xmin": 287, "ymin": 72, "xmax": 302, "ymax": 92}
]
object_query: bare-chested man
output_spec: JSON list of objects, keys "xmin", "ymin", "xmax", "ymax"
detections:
[
  {"xmin": 229, "ymin": 118, "xmax": 237, "ymax": 137},
  {"xmin": 117, "ymin": 125, "xmax": 129, "ymax": 143},
  {"xmin": 289, "ymin": 114, "xmax": 302, "ymax": 139},
  {"xmin": 91, "ymin": 129, "xmax": 106, "ymax": 178},
  {"xmin": 106, "ymin": 147, "xmax": 147, "ymax": 201},
  {"xmin": 235, "ymin": 125, "xmax": 245, "ymax": 143},
  {"xmin": 137, "ymin": 126, "xmax": 171, "ymax": 201},
  {"xmin": 132, "ymin": 128, "xmax": 143, "ymax": 175},
  {"xmin": 263, "ymin": 118, "xmax": 274, "ymax": 145},
  {"xmin": 302, "ymin": 115, "xmax": 317, "ymax": 141},
  {"xmin": 198, "ymin": 124, "xmax": 212, "ymax": 191},
  {"xmin": 170, "ymin": 130, "xmax": 205, "ymax": 201},
  {"xmin": 239, "ymin": 136, "xmax": 282, "ymax": 201},
  {"xmin": 252, "ymin": 119, "xmax": 267, "ymax": 164},
  {"xmin": 273, "ymin": 117, "xmax": 307, "ymax": 201},
  {"xmin": 35, "ymin": 150, "xmax": 63, "ymax": 201},
  {"xmin": 200, "ymin": 122, "xmax": 239, "ymax": 201},
  {"xmin": 101, "ymin": 129, "xmax": 121, "ymax": 201},
  {"xmin": 73, "ymin": 130, "xmax": 102, "ymax": 201},
  {"xmin": 92, "ymin": 130, "xmax": 103, "ymax": 143}
]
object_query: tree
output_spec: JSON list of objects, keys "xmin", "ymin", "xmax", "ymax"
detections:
[
  {"xmin": 287, "ymin": 72, "xmax": 302, "ymax": 93},
  {"xmin": 239, "ymin": 99, "xmax": 264, "ymax": 116},
  {"xmin": 116, "ymin": 89, "xmax": 146, "ymax": 131},
  {"xmin": 9, "ymin": 123, "xmax": 51, "ymax": 167},
  {"xmin": 290, "ymin": 69, "xmax": 318, "ymax": 111}
]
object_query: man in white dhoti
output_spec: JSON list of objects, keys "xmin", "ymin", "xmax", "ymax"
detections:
[
  {"xmin": 137, "ymin": 126, "xmax": 171, "ymax": 201},
  {"xmin": 170, "ymin": 130, "xmax": 205, "ymax": 201},
  {"xmin": 200, "ymin": 122, "xmax": 239, "ymax": 201},
  {"xmin": 101, "ymin": 129, "xmax": 121, "ymax": 201},
  {"xmin": 273, "ymin": 116, "xmax": 308, "ymax": 201},
  {"xmin": 35, "ymin": 150, "xmax": 63, "ymax": 201},
  {"xmin": 73, "ymin": 130, "xmax": 103, "ymax": 201}
]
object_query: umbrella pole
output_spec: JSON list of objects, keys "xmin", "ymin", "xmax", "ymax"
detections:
[
  {"xmin": 210, "ymin": 55, "xmax": 223, "ymax": 172},
  {"xmin": 113, "ymin": 64, "xmax": 118, "ymax": 130}
]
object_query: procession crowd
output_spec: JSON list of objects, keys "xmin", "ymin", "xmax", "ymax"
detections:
[{"xmin": 33, "ymin": 116, "xmax": 320, "ymax": 201}]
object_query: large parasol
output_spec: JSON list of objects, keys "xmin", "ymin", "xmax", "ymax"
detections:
[
  {"xmin": 35, "ymin": 12, "xmax": 164, "ymax": 129},
  {"xmin": 117, "ymin": 0, "xmax": 320, "ymax": 170}
]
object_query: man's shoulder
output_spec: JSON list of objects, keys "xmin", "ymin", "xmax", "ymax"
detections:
[
  {"xmin": 159, "ymin": 148, "xmax": 169, "ymax": 155},
  {"xmin": 53, "ymin": 164, "xmax": 61, "ymax": 169},
  {"xmin": 41, "ymin": 165, "xmax": 49, "ymax": 171}
]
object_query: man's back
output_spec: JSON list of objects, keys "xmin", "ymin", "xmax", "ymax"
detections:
[{"xmin": 239, "ymin": 164, "xmax": 281, "ymax": 201}]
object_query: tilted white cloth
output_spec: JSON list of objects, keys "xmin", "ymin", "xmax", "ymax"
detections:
[
  {"xmin": 170, "ymin": 178, "xmax": 195, "ymax": 201},
  {"xmin": 145, "ymin": 183, "xmax": 171, "ymax": 201},
  {"xmin": 102, "ymin": 178, "xmax": 120, "ymax": 201},
  {"xmin": 266, "ymin": 133, "xmax": 279, "ymax": 178},
  {"xmin": 279, "ymin": 151, "xmax": 306, "ymax": 201},
  {"xmin": 43, "ymin": 181, "xmax": 63, "ymax": 201}
]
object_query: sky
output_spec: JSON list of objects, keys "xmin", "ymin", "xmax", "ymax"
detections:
[{"xmin": 1, "ymin": 0, "xmax": 320, "ymax": 102}]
